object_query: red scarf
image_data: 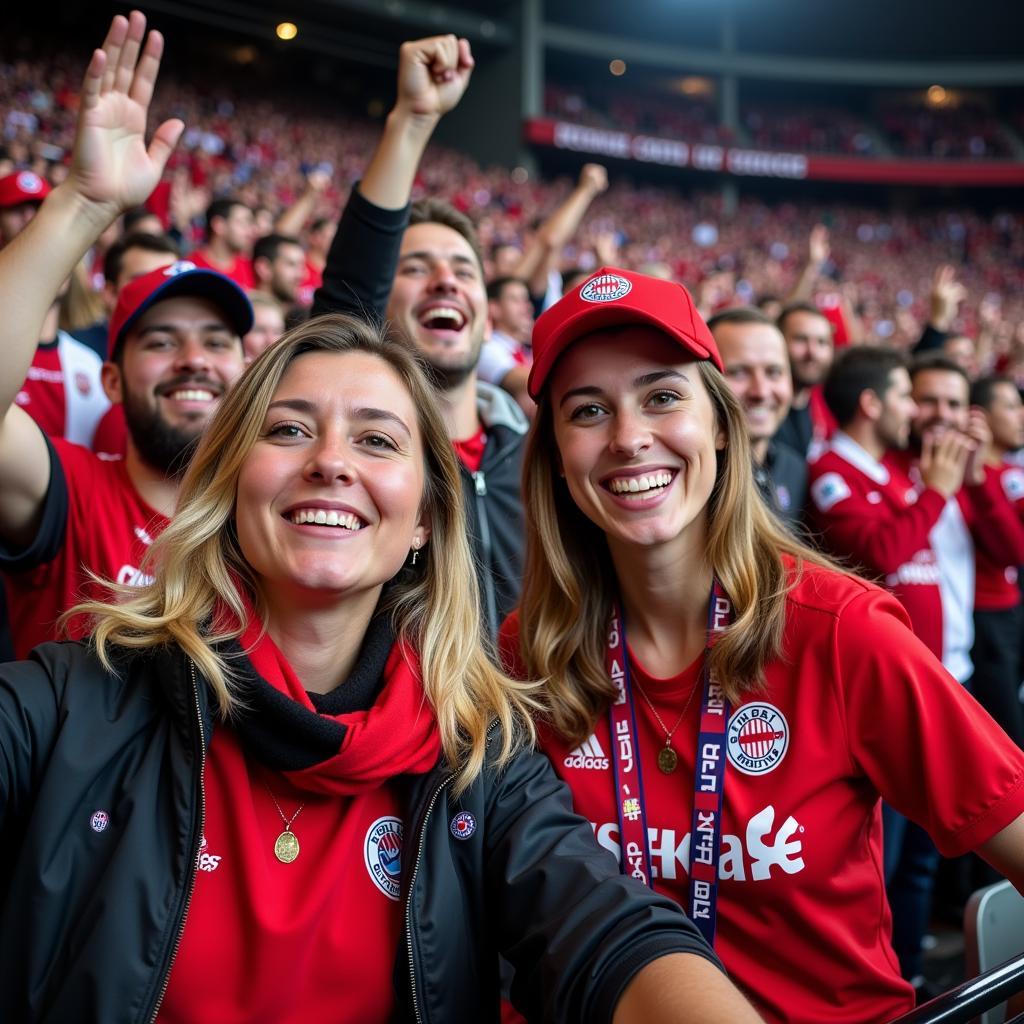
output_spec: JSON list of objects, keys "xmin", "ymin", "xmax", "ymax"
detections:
[{"xmin": 236, "ymin": 614, "xmax": 442, "ymax": 794}]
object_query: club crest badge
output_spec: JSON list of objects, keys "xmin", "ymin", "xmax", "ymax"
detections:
[
  {"xmin": 580, "ymin": 273, "xmax": 632, "ymax": 303},
  {"xmin": 450, "ymin": 811, "xmax": 476, "ymax": 840},
  {"xmin": 89, "ymin": 810, "xmax": 110, "ymax": 833},
  {"xmin": 727, "ymin": 702, "xmax": 789, "ymax": 776},
  {"xmin": 364, "ymin": 816, "xmax": 403, "ymax": 900}
]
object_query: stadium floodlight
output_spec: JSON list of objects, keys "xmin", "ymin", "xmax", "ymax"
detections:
[{"xmin": 276, "ymin": 22, "xmax": 298, "ymax": 41}]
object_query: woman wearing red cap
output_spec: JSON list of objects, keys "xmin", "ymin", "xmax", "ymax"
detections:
[{"xmin": 501, "ymin": 266, "xmax": 1024, "ymax": 1024}]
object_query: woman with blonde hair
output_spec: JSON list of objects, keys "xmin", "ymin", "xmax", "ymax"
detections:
[{"xmin": 501, "ymin": 266, "xmax": 1024, "ymax": 1024}]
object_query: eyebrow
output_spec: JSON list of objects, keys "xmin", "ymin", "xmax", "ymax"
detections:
[
  {"xmin": 398, "ymin": 250, "xmax": 477, "ymax": 268},
  {"xmin": 266, "ymin": 399, "xmax": 412, "ymax": 437},
  {"xmin": 558, "ymin": 370, "xmax": 690, "ymax": 409}
]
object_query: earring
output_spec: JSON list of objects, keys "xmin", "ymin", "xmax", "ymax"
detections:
[{"xmin": 410, "ymin": 539, "xmax": 421, "ymax": 566}]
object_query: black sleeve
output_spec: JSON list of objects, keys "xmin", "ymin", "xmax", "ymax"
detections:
[
  {"xmin": 0, "ymin": 433, "xmax": 68, "ymax": 574},
  {"xmin": 913, "ymin": 323, "xmax": 947, "ymax": 354},
  {"xmin": 486, "ymin": 748, "xmax": 723, "ymax": 1024},
  {"xmin": 310, "ymin": 185, "xmax": 411, "ymax": 324}
]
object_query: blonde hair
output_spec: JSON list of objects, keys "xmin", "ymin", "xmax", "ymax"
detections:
[
  {"xmin": 519, "ymin": 358, "xmax": 835, "ymax": 746},
  {"xmin": 71, "ymin": 312, "xmax": 539, "ymax": 793}
]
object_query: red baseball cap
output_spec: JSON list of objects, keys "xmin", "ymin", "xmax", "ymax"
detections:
[
  {"xmin": 0, "ymin": 170, "xmax": 51, "ymax": 209},
  {"xmin": 528, "ymin": 266, "xmax": 722, "ymax": 400},
  {"xmin": 108, "ymin": 260, "xmax": 254, "ymax": 360}
]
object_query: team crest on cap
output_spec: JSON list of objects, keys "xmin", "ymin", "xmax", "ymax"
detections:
[
  {"xmin": 450, "ymin": 811, "xmax": 476, "ymax": 840},
  {"xmin": 580, "ymin": 273, "xmax": 632, "ymax": 303},
  {"xmin": 89, "ymin": 810, "xmax": 110, "ymax": 833},
  {"xmin": 364, "ymin": 816, "xmax": 403, "ymax": 900},
  {"xmin": 163, "ymin": 260, "xmax": 198, "ymax": 277},
  {"xmin": 17, "ymin": 171, "xmax": 43, "ymax": 194},
  {"xmin": 727, "ymin": 702, "xmax": 789, "ymax": 776}
]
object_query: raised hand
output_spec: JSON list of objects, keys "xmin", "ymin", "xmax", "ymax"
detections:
[
  {"xmin": 579, "ymin": 163, "xmax": 609, "ymax": 195},
  {"xmin": 964, "ymin": 407, "xmax": 992, "ymax": 485},
  {"xmin": 920, "ymin": 428, "xmax": 971, "ymax": 498},
  {"xmin": 394, "ymin": 35, "xmax": 475, "ymax": 122},
  {"xmin": 68, "ymin": 10, "xmax": 183, "ymax": 220},
  {"xmin": 808, "ymin": 224, "xmax": 830, "ymax": 268},
  {"xmin": 928, "ymin": 264, "xmax": 966, "ymax": 333}
]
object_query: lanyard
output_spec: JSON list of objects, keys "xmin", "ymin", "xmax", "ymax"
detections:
[{"xmin": 606, "ymin": 581, "xmax": 733, "ymax": 946}]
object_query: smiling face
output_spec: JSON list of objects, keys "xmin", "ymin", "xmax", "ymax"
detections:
[
  {"xmin": 387, "ymin": 221, "xmax": 488, "ymax": 389},
  {"xmin": 234, "ymin": 350, "xmax": 429, "ymax": 608},
  {"xmin": 108, "ymin": 295, "xmax": 246, "ymax": 474},
  {"xmin": 911, "ymin": 367, "xmax": 969, "ymax": 440},
  {"xmin": 781, "ymin": 309, "xmax": 833, "ymax": 391},
  {"xmin": 716, "ymin": 320, "xmax": 792, "ymax": 451},
  {"xmin": 549, "ymin": 327, "xmax": 724, "ymax": 559}
]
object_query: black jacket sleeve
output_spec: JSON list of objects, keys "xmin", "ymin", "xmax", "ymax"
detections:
[
  {"xmin": 913, "ymin": 323, "xmax": 947, "ymax": 354},
  {"xmin": 484, "ymin": 747, "xmax": 722, "ymax": 1023},
  {"xmin": 310, "ymin": 185, "xmax": 410, "ymax": 324},
  {"xmin": 0, "ymin": 432, "xmax": 68, "ymax": 574}
]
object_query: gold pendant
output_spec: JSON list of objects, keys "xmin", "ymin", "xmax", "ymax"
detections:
[
  {"xmin": 657, "ymin": 746, "xmax": 678, "ymax": 774},
  {"xmin": 274, "ymin": 829, "xmax": 300, "ymax": 863}
]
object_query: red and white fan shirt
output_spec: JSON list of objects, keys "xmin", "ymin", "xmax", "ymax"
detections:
[
  {"xmin": 15, "ymin": 331, "xmax": 110, "ymax": 448},
  {"xmin": 501, "ymin": 565, "xmax": 1024, "ymax": 1024},
  {"xmin": 808, "ymin": 431, "xmax": 945, "ymax": 660},
  {"xmin": 1, "ymin": 436, "xmax": 167, "ymax": 658},
  {"xmin": 975, "ymin": 460, "xmax": 1024, "ymax": 611}
]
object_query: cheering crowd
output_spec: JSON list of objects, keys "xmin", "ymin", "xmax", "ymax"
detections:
[{"xmin": 0, "ymin": 10, "xmax": 1023, "ymax": 1024}]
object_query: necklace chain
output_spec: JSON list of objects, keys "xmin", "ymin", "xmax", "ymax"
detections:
[
  {"xmin": 264, "ymin": 783, "xmax": 305, "ymax": 831},
  {"xmin": 632, "ymin": 675, "xmax": 700, "ymax": 746}
]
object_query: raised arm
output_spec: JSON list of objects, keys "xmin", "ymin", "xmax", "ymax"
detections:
[
  {"xmin": 274, "ymin": 167, "xmax": 331, "ymax": 237},
  {"xmin": 513, "ymin": 163, "xmax": 608, "ymax": 299},
  {"xmin": 312, "ymin": 34, "xmax": 473, "ymax": 320},
  {"xmin": 0, "ymin": 11, "xmax": 181, "ymax": 545},
  {"xmin": 785, "ymin": 224, "xmax": 829, "ymax": 305}
]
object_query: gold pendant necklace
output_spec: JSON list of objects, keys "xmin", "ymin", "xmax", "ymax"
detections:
[
  {"xmin": 633, "ymin": 677, "xmax": 700, "ymax": 775},
  {"xmin": 264, "ymin": 783, "xmax": 305, "ymax": 864}
]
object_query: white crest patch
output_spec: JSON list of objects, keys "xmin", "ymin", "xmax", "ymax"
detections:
[
  {"xmin": 580, "ymin": 274, "xmax": 632, "ymax": 303},
  {"xmin": 727, "ymin": 703, "xmax": 789, "ymax": 776},
  {"xmin": 810, "ymin": 472, "xmax": 851, "ymax": 512}
]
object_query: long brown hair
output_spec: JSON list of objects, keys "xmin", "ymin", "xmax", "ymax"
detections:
[
  {"xmin": 518, "ymin": 358, "xmax": 835, "ymax": 745},
  {"xmin": 70, "ymin": 313, "xmax": 539, "ymax": 793}
]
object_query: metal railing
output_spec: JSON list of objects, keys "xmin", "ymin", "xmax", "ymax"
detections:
[{"xmin": 888, "ymin": 953, "xmax": 1024, "ymax": 1024}]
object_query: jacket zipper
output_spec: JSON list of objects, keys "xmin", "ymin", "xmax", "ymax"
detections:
[
  {"xmin": 405, "ymin": 721, "xmax": 500, "ymax": 1023},
  {"xmin": 147, "ymin": 662, "xmax": 206, "ymax": 1023},
  {"xmin": 405, "ymin": 770, "xmax": 455, "ymax": 1024},
  {"xmin": 471, "ymin": 470, "xmax": 499, "ymax": 636}
]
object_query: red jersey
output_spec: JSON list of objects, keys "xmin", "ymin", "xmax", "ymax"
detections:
[
  {"xmin": 2, "ymin": 437, "xmax": 167, "ymax": 658},
  {"xmin": 888, "ymin": 448, "xmax": 1024, "ymax": 681},
  {"xmin": 91, "ymin": 404, "xmax": 127, "ymax": 459},
  {"xmin": 500, "ymin": 565, "xmax": 1024, "ymax": 1024},
  {"xmin": 158, "ymin": 727, "xmax": 404, "ymax": 1024},
  {"xmin": 974, "ymin": 460, "xmax": 1024, "ymax": 611},
  {"xmin": 158, "ymin": 624, "xmax": 438, "ymax": 1024},
  {"xmin": 15, "ymin": 331, "xmax": 109, "ymax": 447},
  {"xmin": 808, "ymin": 431, "xmax": 945, "ymax": 659},
  {"xmin": 188, "ymin": 249, "xmax": 256, "ymax": 290}
]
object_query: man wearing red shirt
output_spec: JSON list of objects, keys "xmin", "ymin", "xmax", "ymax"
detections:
[
  {"xmin": 809, "ymin": 346, "xmax": 959, "ymax": 660},
  {"xmin": 188, "ymin": 197, "xmax": 256, "ymax": 289},
  {"xmin": 0, "ymin": 78, "xmax": 252, "ymax": 659},
  {"xmin": 969, "ymin": 373, "xmax": 1024, "ymax": 747},
  {"xmin": 774, "ymin": 301, "xmax": 837, "ymax": 457}
]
